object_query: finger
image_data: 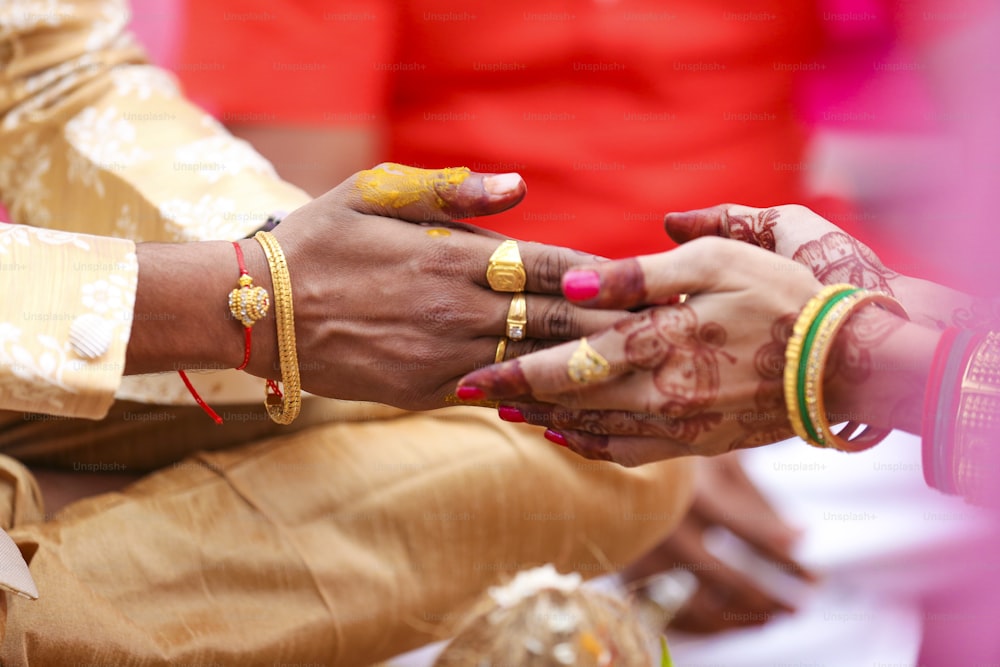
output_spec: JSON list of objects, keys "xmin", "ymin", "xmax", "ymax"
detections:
[
  {"xmin": 479, "ymin": 238, "xmax": 607, "ymax": 295},
  {"xmin": 541, "ymin": 429, "xmax": 695, "ymax": 466},
  {"xmin": 695, "ymin": 462, "xmax": 817, "ymax": 581},
  {"xmin": 560, "ymin": 237, "xmax": 769, "ymax": 310},
  {"xmin": 501, "ymin": 402, "xmax": 698, "ymax": 441},
  {"xmin": 342, "ymin": 162, "xmax": 527, "ymax": 222},
  {"xmin": 662, "ymin": 203, "xmax": 733, "ymax": 244},
  {"xmin": 671, "ymin": 586, "xmax": 773, "ymax": 634},
  {"xmin": 459, "ymin": 302, "xmax": 730, "ymax": 403},
  {"xmin": 457, "ymin": 325, "xmax": 630, "ymax": 402},
  {"xmin": 676, "ymin": 536, "xmax": 796, "ymax": 619},
  {"xmin": 664, "ymin": 203, "xmax": 784, "ymax": 248},
  {"xmin": 481, "ymin": 293, "xmax": 623, "ymax": 341}
]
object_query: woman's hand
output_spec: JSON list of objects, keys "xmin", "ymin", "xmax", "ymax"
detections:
[
  {"xmin": 131, "ymin": 164, "xmax": 624, "ymax": 410},
  {"xmin": 664, "ymin": 203, "xmax": 1000, "ymax": 331},
  {"xmin": 455, "ymin": 236, "xmax": 938, "ymax": 465}
]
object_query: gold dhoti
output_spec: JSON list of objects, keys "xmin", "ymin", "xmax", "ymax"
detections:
[{"xmin": 0, "ymin": 403, "xmax": 691, "ymax": 666}]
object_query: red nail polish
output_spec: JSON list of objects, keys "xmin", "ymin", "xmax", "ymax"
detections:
[
  {"xmin": 544, "ymin": 429, "xmax": 568, "ymax": 447},
  {"xmin": 563, "ymin": 270, "xmax": 600, "ymax": 301},
  {"xmin": 456, "ymin": 386, "xmax": 486, "ymax": 401},
  {"xmin": 498, "ymin": 405, "xmax": 526, "ymax": 423}
]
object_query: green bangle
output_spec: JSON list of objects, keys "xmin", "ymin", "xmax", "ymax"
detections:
[{"xmin": 797, "ymin": 288, "xmax": 861, "ymax": 446}]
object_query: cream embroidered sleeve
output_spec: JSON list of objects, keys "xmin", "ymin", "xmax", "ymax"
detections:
[
  {"xmin": 1, "ymin": 0, "xmax": 311, "ymax": 405},
  {"xmin": 0, "ymin": 222, "xmax": 135, "ymax": 419}
]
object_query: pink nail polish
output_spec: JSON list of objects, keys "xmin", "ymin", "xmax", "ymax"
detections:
[
  {"xmin": 483, "ymin": 173, "xmax": 523, "ymax": 197},
  {"xmin": 544, "ymin": 429, "xmax": 568, "ymax": 447},
  {"xmin": 498, "ymin": 405, "xmax": 526, "ymax": 423},
  {"xmin": 563, "ymin": 270, "xmax": 600, "ymax": 301},
  {"xmin": 456, "ymin": 386, "xmax": 486, "ymax": 401}
]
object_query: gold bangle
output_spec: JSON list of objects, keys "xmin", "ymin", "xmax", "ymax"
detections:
[
  {"xmin": 254, "ymin": 231, "xmax": 301, "ymax": 425},
  {"xmin": 805, "ymin": 290, "xmax": 908, "ymax": 451},
  {"xmin": 784, "ymin": 284, "xmax": 856, "ymax": 447}
]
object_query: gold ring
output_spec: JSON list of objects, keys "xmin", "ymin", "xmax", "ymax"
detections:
[
  {"xmin": 486, "ymin": 240, "xmax": 526, "ymax": 292},
  {"xmin": 495, "ymin": 337, "xmax": 509, "ymax": 364},
  {"xmin": 567, "ymin": 338, "xmax": 611, "ymax": 385},
  {"xmin": 506, "ymin": 292, "xmax": 528, "ymax": 341}
]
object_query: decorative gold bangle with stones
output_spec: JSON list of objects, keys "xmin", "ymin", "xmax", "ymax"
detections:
[{"xmin": 253, "ymin": 231, "xmax": 301, "ymax": 425}]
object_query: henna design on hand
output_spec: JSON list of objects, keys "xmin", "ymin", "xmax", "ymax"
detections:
[
  {"xmin": 729, "ymin": 314, "xmax": 796, "ymax": 449},
  {"xmin": 585, "ymin": 258, "xmax": 647, "ymax": 309},
  {"xmin": 792, "ymin": 232, "xmax": 898, "ymax": 293},
  {"xmin": 824, "ymin": 306, "xmax": 906, "ymax": 427},
  {"xmin": 951, "ymin": 297, "xmax": 1000, "ymax": 330},
  {"xmin": 827, "ymin": 306, "xmax": 905, "ymax": 385},
  {"xmin": 460, "ymin": 359, "xmax": 533, "ymax": 398},
  {"xmin": 619, "ymin": 305, "xmax": 735, "ymax": 441},
  {"xmin": 725, "ymin": 208, "xmax": 780, "ymax": 251}
]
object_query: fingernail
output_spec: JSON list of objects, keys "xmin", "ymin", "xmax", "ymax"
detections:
[
  {"xmin": 562, "ymin": 270, "xmax": 600, "ymax": 301},
  {"xmin": 456, "ymin": 386, "xmax": 486, "ymax": 401},
  {"xmin": 498, "ymin": 405, "xmax": 526, "ymax": 423},
  {"xmin": 544, "ymin": 429, "xmax": 568, "ymax": 447},
  {"xmin": 483, "ymin": 173, "xmax": 523, "ymax": 197}
]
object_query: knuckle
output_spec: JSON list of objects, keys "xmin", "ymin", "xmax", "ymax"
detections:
[
  {"xmin": 505, "ymin": 338, "xmax": 550, "ymax": 360},
  {"xmin": 530, "ymin": 244, "xmax": 571, "ymax": 293},
  {"xmin": 415, "ymin": 297, "xmax": 466, "ymax": 335},
  {"xmin": 778, "ymin": 203, "xmax": 813, "ymax": 219},
  {"xmin": 536, "ymin": 299, "xmax": 577, "ymax": 340},
  {"xmin": 420, "ymin": 241, "xmax": 474, "ymax": 280}
]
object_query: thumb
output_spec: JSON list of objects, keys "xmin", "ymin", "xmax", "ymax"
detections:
[
  {"xmin": 560, "ymin": 237, "xmax": 742, "ymax": 309},
  {"xmin": 663, "ymin": 204, "xmax": 735, "ymax": 244},
  {"xmin": 341, "ymin": 162, "xmax": 526, "ymax": 223}
]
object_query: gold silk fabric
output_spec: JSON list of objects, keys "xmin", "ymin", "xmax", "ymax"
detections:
[{"xmin": 0, "ymin": 1, "xmax": 694, "ymax": 664}]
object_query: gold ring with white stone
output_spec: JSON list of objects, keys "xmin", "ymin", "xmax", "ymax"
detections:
[
  {"xmin": 567, "ymin": 338, "xmax": 611, "ymax": 385},
  {"xmin": 486, "ymin": 240, "xmax": 526, "ymax": 292},
  {"xmin": 505, "ymin": 292, "xmax": 527, "ymax": 341}
]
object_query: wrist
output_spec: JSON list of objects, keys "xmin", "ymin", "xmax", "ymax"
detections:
[
  {"xmin": 824, "ymin": 311, "xmax": 940, "ymax": 435},
  {"xmin": 237, "ymin": 237, "xmax": 279, "ymax": 381},
  {"xmin": 126, "ymin": 241, "xmax": 249, "ymax": 374}
]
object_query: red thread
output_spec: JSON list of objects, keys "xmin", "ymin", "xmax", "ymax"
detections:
[
  {"xmin": 233, "ymin": 241, "xmax": 253, "ymax": 371},
  {"xmin": 177, "ymin": 369, "xmax": 223, "ymax": 425}
]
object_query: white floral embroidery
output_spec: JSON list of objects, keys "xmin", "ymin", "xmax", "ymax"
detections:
[
  {"xmin": 0, "ymin": 322, "xmax": 73, "ymax": 412},
  {"xmin": 0, "ymin": 0, "xmax": 75, "ymax": 39},
  {"xmin": 65, "ymin": 106, "xmax": 150, "ymax": 197},
  {"xmin": 31, "ymin": 226, "xmax": 91, "ymax": 250},
  {"xmin": 158, "ymin": 194, "xmax": 251, "ymax": 241},
  {"xmin": 0, "ymin": 132, "xmax": 52, "ymax": 225},
  {"xmin": 174, "ymin": 135, "xmax": 278, "ymax": 184},
  {"xmin": 3, "ymin": 53, "xmax": 102, "ymax": 132},
  {"xmin": 80, "ymin": 275, "xmax": 129, "ymax": 316},
  {"xmin": 84, "ymin": 0, "xmax": 128, "ymax": 52},
  {"xmin": 200, "ymin": 114, "xmax": 227, "ymax": 133},
  {"xmin": 109, "ymin": 65, "xmax": 179, "ymax": 101},
  {"xmin": 112, "ymin": 203, "xmax": 139, "ymax": 241},
  {"xmin": 0, "ymin": 225, "xmax": 31, "ymax": 255}
]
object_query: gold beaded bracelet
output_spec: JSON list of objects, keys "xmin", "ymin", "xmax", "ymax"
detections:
[
  {"xmin": 785, "ymin": 284, "xmax": 908, "ymax": 451},
  {"xmin": 254, "ymin": 231, "xmax": 301, "ymax": 425}
]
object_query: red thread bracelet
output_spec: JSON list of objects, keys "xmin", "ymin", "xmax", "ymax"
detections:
[
  {"xmin": 232, "ymin": 241, "xmax": 253, "ymax": 370},
  {"xmin": 178, "ymin": 241, "xmax": 273, "ymax": 424}
]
